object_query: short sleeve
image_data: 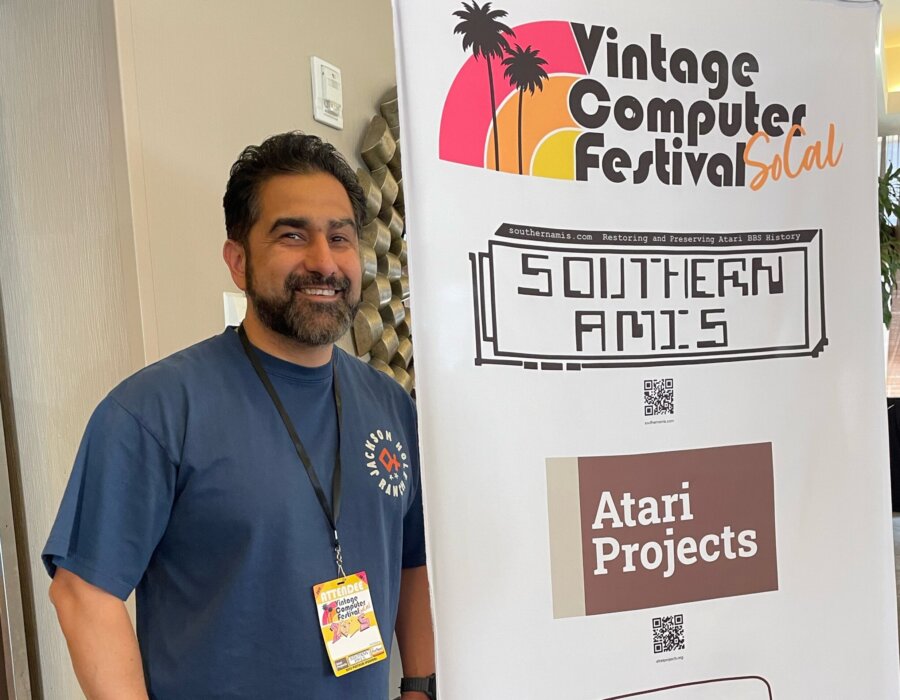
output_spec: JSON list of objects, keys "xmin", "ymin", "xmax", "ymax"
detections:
[
  {"xmin": 41, "ymin": 397, "xmax": 177, "ymax": 600},
  {"xmin": 401, "ymin": 408, "xmax": 426, "ymax": 569},
  {"xmin": 401, "ymin": 482, "xmax": 426, "ymax": 569}
]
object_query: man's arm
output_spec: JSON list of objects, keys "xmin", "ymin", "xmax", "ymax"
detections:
[
  {"xmin": 49, "ymin": 567, "xmax": 149, "ymax": 700},
  {"xmin": 395, "ymin": 564, "xmax": 435, "ymax": 699}
]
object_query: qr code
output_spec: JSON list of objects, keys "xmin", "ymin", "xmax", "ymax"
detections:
[
  {"xmin": 652, "ymin": 615, "xmax": 685, "ymax": 654},
  {"xmin": 644, "ymin": 379, "xmax": 674, "ymax": 416}
]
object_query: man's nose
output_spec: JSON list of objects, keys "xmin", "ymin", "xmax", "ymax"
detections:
[{"xmin": 304, "ymin": 233, "xmax": 339, "ymax": 276}]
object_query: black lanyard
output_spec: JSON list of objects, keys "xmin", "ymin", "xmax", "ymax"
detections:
[{"xmin": 238, "ymin": 325, "xmax": 346, "ymax": 578}]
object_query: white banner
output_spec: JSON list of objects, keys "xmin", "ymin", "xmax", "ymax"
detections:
[{"xmin": 392, "ymin": 0, "xmax": 900, "ymax": 697}]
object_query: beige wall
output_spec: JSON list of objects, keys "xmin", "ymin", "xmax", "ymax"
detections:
[
  {"xmin": 115, "ymin": 0, "xmax": 399, "ymax": 361},
  {"xmin": 0, "ymin": 0, "xmax": 143, "ymax": 696},
  {"xmin": 887, "ymin": 46, "xmax": 900, "ymax": 93}
]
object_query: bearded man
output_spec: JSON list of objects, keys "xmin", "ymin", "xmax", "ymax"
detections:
[{"xmin": 42, "ymin": 132, "xmax": 435, "ymax": 700}]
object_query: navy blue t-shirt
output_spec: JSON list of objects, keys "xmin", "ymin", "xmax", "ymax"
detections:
[{"xmin": 42, "ymin": 328, "xmax": 426, "ymax": 699}]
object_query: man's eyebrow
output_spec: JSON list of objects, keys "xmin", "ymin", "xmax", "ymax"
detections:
[
  {"xmin": 267, "ymin": 217, "xmax": 356, "ymax": 234},
  {"xmin": 331, "ymin": 217, "xmax": 356, "ymax": 230},
  {"xmin": 269, "ymin": 217, "xmax": 309, "ymax": 233}
]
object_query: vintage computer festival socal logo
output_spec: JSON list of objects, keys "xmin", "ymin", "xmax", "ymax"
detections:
[{"xmin": 441, "ymin": 5, "xmax": 842, "ymax": 189}]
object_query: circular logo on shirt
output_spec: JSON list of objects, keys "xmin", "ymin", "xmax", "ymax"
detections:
[{"xmin": 363, "ymin": 428, "xmax": 409, "ymax": 498}]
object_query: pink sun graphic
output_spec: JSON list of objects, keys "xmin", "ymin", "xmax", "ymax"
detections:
[{"xmin": 441, "ymin": 20, "xmax": 588, "ymax": 179}]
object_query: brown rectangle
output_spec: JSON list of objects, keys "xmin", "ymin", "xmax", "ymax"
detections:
[{"xmin": 560, "ymin": 443, "xmax": 778, "ymax": 615}]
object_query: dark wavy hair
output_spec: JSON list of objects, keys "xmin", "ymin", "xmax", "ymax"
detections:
[{"xmin": 223, "ymin": 131, "xmax": 365, "ymax": 244}]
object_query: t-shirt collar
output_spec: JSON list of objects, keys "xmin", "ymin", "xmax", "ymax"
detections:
[{"xmin": 228, "ymin": 326, "xmax": 334, "ymax": 383}]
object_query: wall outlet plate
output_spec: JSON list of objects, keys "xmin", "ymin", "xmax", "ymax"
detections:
[{"xmin": 310, "ymin": 56, "xmax": 343, "ymax": 130}]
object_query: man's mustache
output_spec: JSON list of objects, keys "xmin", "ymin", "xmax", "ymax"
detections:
[{"xmin": 285, "ymin": 273, "xmax": 351, "ymax": 293}]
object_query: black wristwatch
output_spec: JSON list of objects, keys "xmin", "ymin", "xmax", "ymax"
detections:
[{"xmin": 400, "ymin": 673, "xmax": 436, "ymax": 699}]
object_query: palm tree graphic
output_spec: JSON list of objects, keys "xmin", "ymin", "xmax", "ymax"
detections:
[
  {"xmin": 502, "ymin": 44, "xmax": 549, "ymax": 175},
  {"xmin": 453, "ymin": 1, "xmax": 515, "ymax": 171}
]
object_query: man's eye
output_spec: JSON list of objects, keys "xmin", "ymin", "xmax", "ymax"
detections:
[{"xmin": 283, "ymin": 232, "xmax": 303, "ymax": 240}]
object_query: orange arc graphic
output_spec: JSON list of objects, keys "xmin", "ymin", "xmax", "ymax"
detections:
[{"xmin": 485, "ymin": 75, "xmax": 580, "ymax": 176}]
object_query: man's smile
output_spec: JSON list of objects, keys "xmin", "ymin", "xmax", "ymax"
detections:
[{"xmin": 298, "ymin": 287, "xmax": 340, "ymax": 297}]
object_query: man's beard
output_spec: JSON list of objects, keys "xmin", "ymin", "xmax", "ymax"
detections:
[{"xmin": 246, "ymin": 263, "xmax": 359, "ymax": 347}]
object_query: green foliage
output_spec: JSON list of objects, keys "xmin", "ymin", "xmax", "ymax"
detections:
[{"xmin": 879, "ymin": 165, "xmax": 900, "ymax": 327}]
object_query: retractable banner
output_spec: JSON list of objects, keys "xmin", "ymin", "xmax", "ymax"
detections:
[{"xmin": 391, "ymin": 0, "xmax": 899, "ymax": 697}]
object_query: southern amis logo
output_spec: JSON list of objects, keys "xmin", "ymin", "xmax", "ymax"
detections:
[{"xmin": 441, "ymin": 3, "xmax": 843, "ymax": 189}]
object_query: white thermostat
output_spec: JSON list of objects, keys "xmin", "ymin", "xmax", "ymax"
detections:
[{"xmin": 310, "ymin": 56, "xmax": 343, "ymax": 130}]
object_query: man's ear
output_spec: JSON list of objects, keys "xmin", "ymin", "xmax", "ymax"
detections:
[{"xmin": 223, "ymin": 239, "xmax": 248, "ymax": 292}]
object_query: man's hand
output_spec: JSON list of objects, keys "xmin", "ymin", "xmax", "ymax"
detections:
[{"xmin": 49, "ymin": 567, "xmax": 149, "ymax": 700}]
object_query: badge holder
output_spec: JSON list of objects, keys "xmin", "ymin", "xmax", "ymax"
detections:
[{"xmin": 314, "ymin": 569, "xmax": 387, "ymax": 676}]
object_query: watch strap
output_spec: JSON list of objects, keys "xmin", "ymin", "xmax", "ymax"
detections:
[{"xmin": 400, "ymin": 673, "xmax": 436, "ymax": 699}]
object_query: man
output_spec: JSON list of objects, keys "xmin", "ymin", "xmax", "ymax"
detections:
[{"xmin": 43, "ymin": 132, "xmax": 435, "ymax": 699}]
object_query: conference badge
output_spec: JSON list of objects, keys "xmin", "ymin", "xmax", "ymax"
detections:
[{"xmin": 313, "ymin": 571, "xmax": 386, "ymax": 676}]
